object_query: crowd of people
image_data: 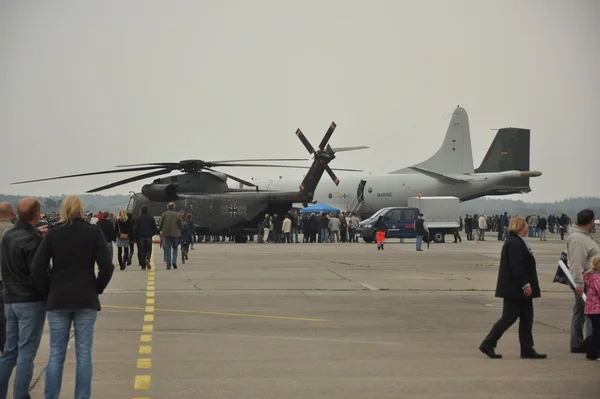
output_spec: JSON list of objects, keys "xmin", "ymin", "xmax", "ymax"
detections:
[
  {"xmin": 462, "ymin": 212, "xmax": 574, "ymax": 242},
  {"xmin": 257, "ymin": 210, "xmax": 362, "ymax": 244},
  {"xmin": 1, "ymin": 196, "xmax": 598, "ymax": 398}
]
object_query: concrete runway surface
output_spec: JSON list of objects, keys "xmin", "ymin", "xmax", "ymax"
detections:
[{"xmin": 13, "ymin": 233, "xmax": 600, "ymax": 398}]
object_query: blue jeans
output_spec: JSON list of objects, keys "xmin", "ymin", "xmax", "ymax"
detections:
[
  {"xmin": 416, "ymin": 235, "xmax": 424, "ymax": 250},
  {"xmin": 539, "ymin": 229, "xmax": 547, "ymax": 241},
  {"xmin": 319, "ymin": 228, "xmax": 329, "ymax": 243},
  {"xmin": 164, "ymin": 236, "xmax": 179, "ymax": 268},
  {"xmin": 0, "ymin": 301, "xmax": 46, "ymax": 399},
  {"xmin": 45, "ymin": 310, "xmax": 98, "ymax": 399}
]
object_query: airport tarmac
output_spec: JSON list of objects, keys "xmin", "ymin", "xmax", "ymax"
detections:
[{"xmin": 18, "ymin": 232, "xmax": 600, "ymax": 398}]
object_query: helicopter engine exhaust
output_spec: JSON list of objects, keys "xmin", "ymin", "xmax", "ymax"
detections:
[{"xmin": 141, "ymin": 183, "xmax": 179, "ymax": 202}]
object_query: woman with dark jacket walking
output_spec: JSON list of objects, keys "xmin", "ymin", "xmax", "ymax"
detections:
[
  {"xmin": 114, "ymin": 209, "xmax": 131, "ymax": 270},
  {"xmin": 31, "ymin": 195, "xmax": 114, "ymax": 399},
  {"xmin": 479, "ymin": 216, "xmax": 547, "ymax": 359}
]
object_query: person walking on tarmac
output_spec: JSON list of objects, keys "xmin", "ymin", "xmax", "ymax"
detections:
[
  {"xmin": 415, "ymin": 213, "xmax": 429, "ymax": 251},
  {"xmin": 375, "ymin": 216, "xmax": 387, "ymax": 250},
  {"xmin": 134, "ymin": 205, "xmax": 157, "ymax": 270}
]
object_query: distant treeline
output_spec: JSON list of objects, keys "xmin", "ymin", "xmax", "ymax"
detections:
[
  {"xmin": 0, "ymin": 194, "xmax": 598, "ymax": 219},
  {"xmin": 0, "ymin": 194, "xmax": 131, "ymax": 214},
  {"xmin": 459, "ymin": 197, "xmax": 600, "ymax": 219}
]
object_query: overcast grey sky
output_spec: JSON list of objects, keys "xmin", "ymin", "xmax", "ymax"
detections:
[{"xmin": 1, "ymin": 0, "xmax": 598, "ymax": 202}]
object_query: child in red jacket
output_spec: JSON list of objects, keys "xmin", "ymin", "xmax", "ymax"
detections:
[{"xmin": 584, "ymin": 255, "xmax": 600, "ymax": 360}]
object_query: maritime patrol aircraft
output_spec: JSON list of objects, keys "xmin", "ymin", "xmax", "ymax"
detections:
[{"xmin": 253, "ymin": 106, "xmax": 542, "ymax": 218}]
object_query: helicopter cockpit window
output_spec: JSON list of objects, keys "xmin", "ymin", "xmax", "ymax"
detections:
[{"xmin": 126, "ymin": 195, "xmax": 135, "ymax": 213}]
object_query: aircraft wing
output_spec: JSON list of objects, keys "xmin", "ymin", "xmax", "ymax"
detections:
[{"xmin": 408, "ymin": 166, "xmax": 471, "ymax": 184}]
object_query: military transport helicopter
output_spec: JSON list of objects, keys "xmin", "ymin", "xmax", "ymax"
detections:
[{"xmin": 13, "ymin": 122, "xmax": 363, "ymax": 242}]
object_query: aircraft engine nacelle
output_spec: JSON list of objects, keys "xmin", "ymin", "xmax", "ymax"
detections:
[{"xmin": 141, "ymin": 183, "xmax": 179, "ymax": 202}]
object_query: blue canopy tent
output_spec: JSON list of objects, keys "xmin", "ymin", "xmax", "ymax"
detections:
[{"xmin": 299, "ymin": 203, "xmax": 340, "ymax": 214}]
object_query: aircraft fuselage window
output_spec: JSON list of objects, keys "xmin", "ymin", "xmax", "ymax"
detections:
[{"xmin": 126, "ymin": 196, "xmax": 135, "ymax": 213}]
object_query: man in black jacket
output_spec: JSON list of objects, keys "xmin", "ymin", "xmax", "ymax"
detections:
[
  {"xmin": 97, "ymin": 211, "xmax": 116, "ymax": 261},
  {"xmin": 0, "ymin": 202, "xmax": 15, "ymax": 354},
  {"xmin": 0, "ymin": 198, "xmax": 46, "ymax": 398},
  {"xmin": 134, "ymin": 205, "xmax": 157, "ymax": 270},
  {"xmin": 479, "ymin": 216, "xmax": 546, "ymax": 360}
]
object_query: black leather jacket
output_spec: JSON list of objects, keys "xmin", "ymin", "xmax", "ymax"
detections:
[
  {"xmin": 134, "ymin": 215, "xmax": 158, "ymax": 238},
  {"xmin": 0, "ymin": 220, "xmax": 45, "ymax": 303}
]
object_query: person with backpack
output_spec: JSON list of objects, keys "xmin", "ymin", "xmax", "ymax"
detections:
[{"xmin": 414, "ymin": 213, "xmax": 429, "ymax": 252}]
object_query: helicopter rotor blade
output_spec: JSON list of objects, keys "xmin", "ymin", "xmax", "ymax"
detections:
[
  {"xmin": 115, "ymin": 163, "xmax": 181, "ymax": 168},
  {"xmin": 331, "ymin": 146, "xmax": 369, "ymax": 153},
  {"xmin": 207, "ymin": 158, "xmax": 307, "ymax": 163},
  {"xmin": 318, "ymin": 122, "xmax": 337, "ymax": 152},
  {"xmin": 295, "ymin": 129, "xmax": 316, "ymax": 154},
  {"xmin": 11, "ymin": 165, "xmax": 167, "ymax": 186},
  {"xmin": 207, "ymin": 163, "xmax": 308, "ymax": 169},
  {"xmin": 330, "ymin": 167, "xmax": 363, "ymax": 172},
  {"xmin": 205, "ymin": 168, "xmax": 256, "ymax": 187},
  {"xmin": 86, "ymin": 169, "xmax": 173, "ymax": 193},
  {"xmin": 325, "ymin": 165, "xmax": 340, "ymax": 186}
]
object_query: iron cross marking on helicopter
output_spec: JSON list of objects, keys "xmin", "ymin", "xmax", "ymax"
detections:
[
  {"xmin": 12, "ymin": 121, "xmax": 366, "ymax": 242},
  {"xmin": 220, "ymin": 203, "xmax": 247, "ymax": 217}
]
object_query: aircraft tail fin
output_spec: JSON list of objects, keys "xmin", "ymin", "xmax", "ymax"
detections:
[
  {"xmin": 389, "ymin": 106, "xmax": 474, "ymax": 174},
  {"xmin": 475, "ymin": 127, "xmax": 532, "ymax": 190},
  {"xmin": 475, "ymin": 128, "xmax": 530, "ymax": 173}
]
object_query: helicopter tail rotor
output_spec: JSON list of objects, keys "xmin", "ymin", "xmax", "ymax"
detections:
[{"xmin": 296, "ymin": 122, "xmax": 343, "ymax": 200}]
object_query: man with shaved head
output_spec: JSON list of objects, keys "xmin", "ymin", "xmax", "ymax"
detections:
[
  {"xmin": 0, "ymin": 198, "xmax": 46, "ymax": 398},
  {"xmin": 0, "ymin": 202, "xmax": 15, "ymax": 354}
]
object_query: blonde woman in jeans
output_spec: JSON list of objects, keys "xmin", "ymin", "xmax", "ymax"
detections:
[{"xmin": 31, "ymin": 195, "xmax": 114, "ymax": 399}]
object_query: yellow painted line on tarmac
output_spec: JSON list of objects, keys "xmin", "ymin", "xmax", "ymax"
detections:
[
  {"xmin": 104, "ymin": 304, "xmax": 326, "ymax": 322},
  {"xmin": 133, "ymin": 244, "xmax": 157, "ymax": 398},
  {"xmin": 140, "ymin": 334, "xmax": 152, "ymax": 342},
  {"xmin": 134, "ymin": 375, "xmax": 151, "ymax": 390},
  {"xmin": 142, "ymin": 325, "xmax": 154, "ymax": 332},
  {"xmin": 137, "ymin": 358, "xmax": 152, "ymax": 369}
]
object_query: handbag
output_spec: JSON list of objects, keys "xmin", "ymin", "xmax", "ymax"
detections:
[{"xmin": 117, "ymin": 221, "xmax": 129, "ymax": 240}]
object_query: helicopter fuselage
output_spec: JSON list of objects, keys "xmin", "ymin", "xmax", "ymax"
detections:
[{"xmin": 126, "ymin": 188, "xmax": 305, "ymax": 236}]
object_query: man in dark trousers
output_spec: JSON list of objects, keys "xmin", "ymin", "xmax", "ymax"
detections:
[
  {"xmin": 0, "ymin": 198, "xmax": 46, "ymax": 398},
  {"xmin": 414, "ymin": 213, "xmax": 428, "ymax": 251},
  {"xmin": 134, "ymin": 205, "xmax": 158, "ymax": 270}
]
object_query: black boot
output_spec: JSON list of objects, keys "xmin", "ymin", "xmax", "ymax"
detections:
[
  {"xmin": 479, "ymin": 344, "xmax": 502, "ymax": 359},
  {"xmin": 521, "ymin": 350, "xmax": 547, "ymax": 359}
]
